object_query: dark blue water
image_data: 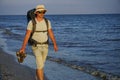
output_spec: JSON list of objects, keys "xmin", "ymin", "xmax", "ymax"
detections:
[{"xmin": 0, "ymin": 14, "xmax": 120, "ymax": 77}]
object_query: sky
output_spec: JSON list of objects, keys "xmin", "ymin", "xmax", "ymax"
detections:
[{"xmin": 0, "ymin": 0, "xmax": 120, "ymax": 15}]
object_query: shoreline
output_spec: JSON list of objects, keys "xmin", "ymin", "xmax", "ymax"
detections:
[
  {"xmin": 0, "ymin": 47, "xmax": 120, "ymax": 80},
  {"xmin": 47, "ymin": 56, "xmax": 120, "ymax": 80},
  {"xmin": 0, "ymin": 47, "xmax": 99, "ymax": 80}
]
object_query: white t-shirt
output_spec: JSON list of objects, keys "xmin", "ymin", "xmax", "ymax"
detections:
[{"xmin": 27, "ymin": 19, "xmax": 51, "ymax": 43}]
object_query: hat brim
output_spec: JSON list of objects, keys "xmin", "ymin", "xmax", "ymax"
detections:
[{"xmin": 34, "ymin": 9, "xmax": 47, "ymax": 14}]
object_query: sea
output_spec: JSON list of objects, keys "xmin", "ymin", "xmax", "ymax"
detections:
[{"xmin": 0, "ymin": 14, "xmax": 120, "ymax": 79}]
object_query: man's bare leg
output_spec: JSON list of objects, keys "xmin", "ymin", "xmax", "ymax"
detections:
[{"xmin": 36, "ymin": 69, "xmax": 44, "ymax": 80}]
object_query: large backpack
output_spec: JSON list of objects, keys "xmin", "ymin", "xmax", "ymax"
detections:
[{"xmin": 27, "ymin": 8, "xmax": 49, "ymax": 46}]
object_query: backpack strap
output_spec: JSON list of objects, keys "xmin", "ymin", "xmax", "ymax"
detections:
[
  {"xmin": 32, "ymin": 19, "xmax": 36, "ymax": 33},
  {"xmin": 44, "ymin": 18, "xmax": 49, "ymax": 44},
  {"xmin": 44, "ymin": 18, "xmax": 49, "ymax": 31}
]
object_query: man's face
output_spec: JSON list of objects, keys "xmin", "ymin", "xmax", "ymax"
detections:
[{"xmin": 36, "ymin": 11, "xmax": 46, "ymax": 18}]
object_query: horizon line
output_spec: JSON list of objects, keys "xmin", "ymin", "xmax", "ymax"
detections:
[{"xmin": 0, "ymin": 13, "xmax": 120, "ymax": 16}]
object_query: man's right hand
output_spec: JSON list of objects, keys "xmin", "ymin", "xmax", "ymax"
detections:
[{"xmin": 19, "ymin": 48, "xmax": 25, "ymax": 54}]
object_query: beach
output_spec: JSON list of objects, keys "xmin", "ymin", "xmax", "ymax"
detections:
[{"xmin": 0, "ymin": 47, "xmax": 101, "ymax": 80}]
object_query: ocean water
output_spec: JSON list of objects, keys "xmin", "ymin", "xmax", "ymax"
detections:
[{"xmin": 0, "ymin": 14, "xmax": 120, "ymax": 78}]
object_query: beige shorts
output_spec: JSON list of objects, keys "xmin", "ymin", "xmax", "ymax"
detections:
[{"xmin": 32, "ymin": 44, "xmax": 48, "ymax": 69}]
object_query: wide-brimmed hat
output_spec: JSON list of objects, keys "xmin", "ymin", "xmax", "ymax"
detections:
[{"xmin": 34, "ymin": 5, "xmax": 47, "ymax": 13}]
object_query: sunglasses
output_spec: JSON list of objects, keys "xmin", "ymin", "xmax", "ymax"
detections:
[{"xmin": 37, "ymin": 11, "xmax": 46, "ymax": 14}]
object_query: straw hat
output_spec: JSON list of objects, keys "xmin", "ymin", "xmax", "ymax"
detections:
[{"xmin": 34, "ymin": 5, "xmax": 47, "ymax": 13}]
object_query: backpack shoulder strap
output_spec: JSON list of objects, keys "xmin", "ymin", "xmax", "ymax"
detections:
[
  {"xmin": 44, "ymin": 18, "xmax": 49, "ymax": 30},
  {"xmin": 31, "ymin": 20, "xmax": 36, "ymax": 33},
  {"xmin": 44, "ymin": 18, "xmax": 49, "ymax": 44}
]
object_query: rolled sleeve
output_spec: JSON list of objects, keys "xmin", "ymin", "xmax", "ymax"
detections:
[
  {"xmin": 48, "ymin": 20, "xmax": 52, "ymax": 30},
  {"xmin": 27, "ymin": 20, "xmax": 33, "ymax": 30}
]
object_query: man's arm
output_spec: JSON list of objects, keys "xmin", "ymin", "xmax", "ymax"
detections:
[
  {"xmin": 20, "ymin": 30, "xmax": 32, "ymax": 53},
  {"xmin": 48, "ymin": 29, "xmax": 58, "ymax": 52}
]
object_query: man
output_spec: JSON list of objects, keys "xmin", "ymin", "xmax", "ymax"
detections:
[{"xmin": 19, "ymin": 4, "xmax": 58, "ymax": 80}]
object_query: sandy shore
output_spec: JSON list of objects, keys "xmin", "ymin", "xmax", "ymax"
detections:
[{"xmin": 0, "ymin": 47, "xmax": 101, "ymax": 80}]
